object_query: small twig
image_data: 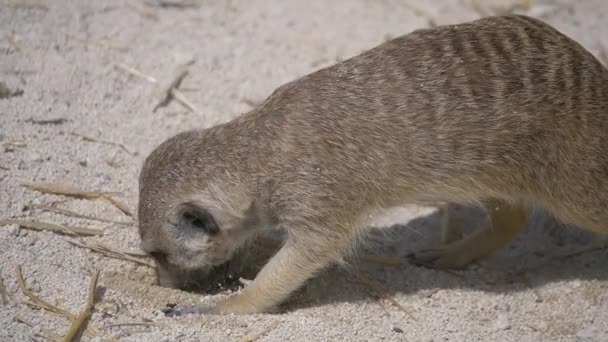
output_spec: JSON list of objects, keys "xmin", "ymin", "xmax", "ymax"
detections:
[
  {"xmin": 25, "ymin": 117, "xmax": 68, "ymax": 125},
  {"xmin": 100, "ymin": 195, "xmax": 133, "ymax": 218},
  {"xmin": 153, "ymin": 65, "xmax": 190, "ymax": 112},
  {"xmin": 105, "ymin": 322, "xmax": 158, "ymax": 329},
  {"xmin": 66, "ymin": 33, "xmax": 127, "ymax": 52},
  {"xmin": 0, "ymin": 165, "xmax": 8, "ymax": 171},
  {"xmin": 62, "ymin": 270, "xmax": 100, "ymax": 342},
  {"xmin": 170, "ymin": 88, "xmax": 201, "ymax": 114},
  {"xmin": 69, "ymin": 131, "xmax": 133, "ymax": 155},
  {"xmin": 238, "ymin": 320, "xmax": 280, "ymax": 342},
  {"xmin": 146, "ymin": 0, "xmax": 200, "ymax": 9},
  {"xmin": 0, "ymin": 270, "xmax": 8, "ymax": 304},
  {"xmin": 114, "ymin": 63, "xmax": 158, "ymax": 83},
  {"xmin": 352, "ymin": 272, "xmax": 417, "ymax": 320},
  {"xmin": 27, "ymin": 204, "xmax": 133, "ymax": 226},
  {"xmin": 1, "ymin": 219, "xmax": 104, "ymax": 236},
  {"xmin": 66, "ymin": 239, "xmax": 154, "ymax": 268}
]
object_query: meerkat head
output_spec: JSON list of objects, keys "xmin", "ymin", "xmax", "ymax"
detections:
[{"xmin": 137, "ymin": 129, "xmax": 269, "ymax": 291}]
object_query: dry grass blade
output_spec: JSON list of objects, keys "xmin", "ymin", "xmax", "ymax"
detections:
[
  {"xmin": 66, "ymin": 239, "xmax": 154, "ymax": 268},
  {"xmin": 1, "ymin": 219, "xmax": 104, "ymax": 236},
  {"xmin": 22, "ymin": 181, "xmax": 131, "ymax": 217},
  {"xmin": 115, "ymin": 63, "xmax": 158, "ymax": 83},
  {"xmin": 16, "ymin": 267, "xmax": 98, "ymax": 337},
  {"xmin": 69, "ymin": 131, "xmax": 133, "ymax": 155},
  {"xmin": 100, "ymin": 195, "xmax": 133, "ymax": 217},
  {"xmin": 21, "ymin": 181, "xmax": 116, "ymax": 199},
  {"xmin": 149, "ymin": 0, "xmax": 200, "ymax": 9},
  {"xmin": 27, "ymin": 204, "xmax": 133, "ymax": 226},
  {"xmin": 153, "ymin": 61, "xmax": 194, "ymax": 112},
  {"xmin": 153, "ymin": 70, "xmax": 188, "ymax": 111},
  {"xmin": 0, "ymin": 270, "xmax": 8, "ymax": 304},
  {"xmin": 2, "ymin": 139, "xmax": 27, "ymax": 151},
  {"xmin": 15, "ymin": 315, "xmax": 63, "ymax": 341},
  {"xmin": 16, "ymin": 265, "xmax": 73, "ymax": 318},
  {"xmin": 352, "ymin": 272, "xmax": 417, "ymax": 320},
  {"xmin": 239, "ymin": 320, "xmax": 280, "ymax": 342},
  {"xmin": 62, "ymin": 270, "xmax": 100, "ymax": 342}
]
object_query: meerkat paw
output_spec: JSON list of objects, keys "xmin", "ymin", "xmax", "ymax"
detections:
[
  {"xmin": 406, "ymin": 247, "xmax": 471, "ymax": 269},
  {"xmin": 161, "ymin": 304, "xmax": 221, "ymax": 317},
  {"xmin": 214, "ymin": 294, "xmax": 279, "ymax": 314}
]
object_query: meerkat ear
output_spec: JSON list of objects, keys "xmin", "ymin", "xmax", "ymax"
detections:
[{"xmin": 169, "ymin": 202, "xmax": 220, "ymax": 235}]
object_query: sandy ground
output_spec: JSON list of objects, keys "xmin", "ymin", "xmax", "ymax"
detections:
[{"xmin": 1, "ymin": 0, "xmax": 608, "ymax": 341}]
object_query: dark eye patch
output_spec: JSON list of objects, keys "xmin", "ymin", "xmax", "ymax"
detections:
[
  {"xmin": 191, "ymin": 218, "xmax": 205, "ymax": 229},
  {"xmin": 149, "ymin": 250, "xmax": 168, "ymax": 264},
  {"xmin": 181, "ymin": 205, "xmax": 219, "ymax": 235}
]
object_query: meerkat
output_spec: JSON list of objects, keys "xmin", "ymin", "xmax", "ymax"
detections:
[{"xmin": 137, "ymin": 14, "xmax": 608, "ymax": 314}]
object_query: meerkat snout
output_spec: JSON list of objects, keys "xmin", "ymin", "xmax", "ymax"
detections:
[{"xmin": 139, "ymin": 199, "xmax": 254, "ymax": 291}]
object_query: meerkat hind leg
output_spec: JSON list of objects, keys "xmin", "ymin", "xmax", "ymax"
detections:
[{"xmin": 408, "ymin": 198, "xmax": 527, "ymax": 269}]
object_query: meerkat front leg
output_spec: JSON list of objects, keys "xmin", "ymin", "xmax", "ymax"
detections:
[
  {"xmin": 408, "ymin": 198, "xmax": 528, "ymax": 269},
  {"xmin": 213, "ymin": 226, "xmax": 354, "ymax": 314}
]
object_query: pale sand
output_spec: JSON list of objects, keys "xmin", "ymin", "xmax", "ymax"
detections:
[{"xmin": 1, "ymin": 0, "xmax": 608, "ymax": 341}]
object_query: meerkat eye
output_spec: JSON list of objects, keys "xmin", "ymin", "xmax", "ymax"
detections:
[{"xmin": 149, "ymin": 251, "xmax": 168, "ymax": 264}]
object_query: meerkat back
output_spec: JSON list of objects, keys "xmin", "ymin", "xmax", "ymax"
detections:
[{"xmin": 268, "ymin": 14, "xmax": 608, "ymax": 224}]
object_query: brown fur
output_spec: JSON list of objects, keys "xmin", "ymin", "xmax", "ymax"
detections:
[{"xmin": 137, "ymin": 14, "xmax": 608, "ymax": 314}]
